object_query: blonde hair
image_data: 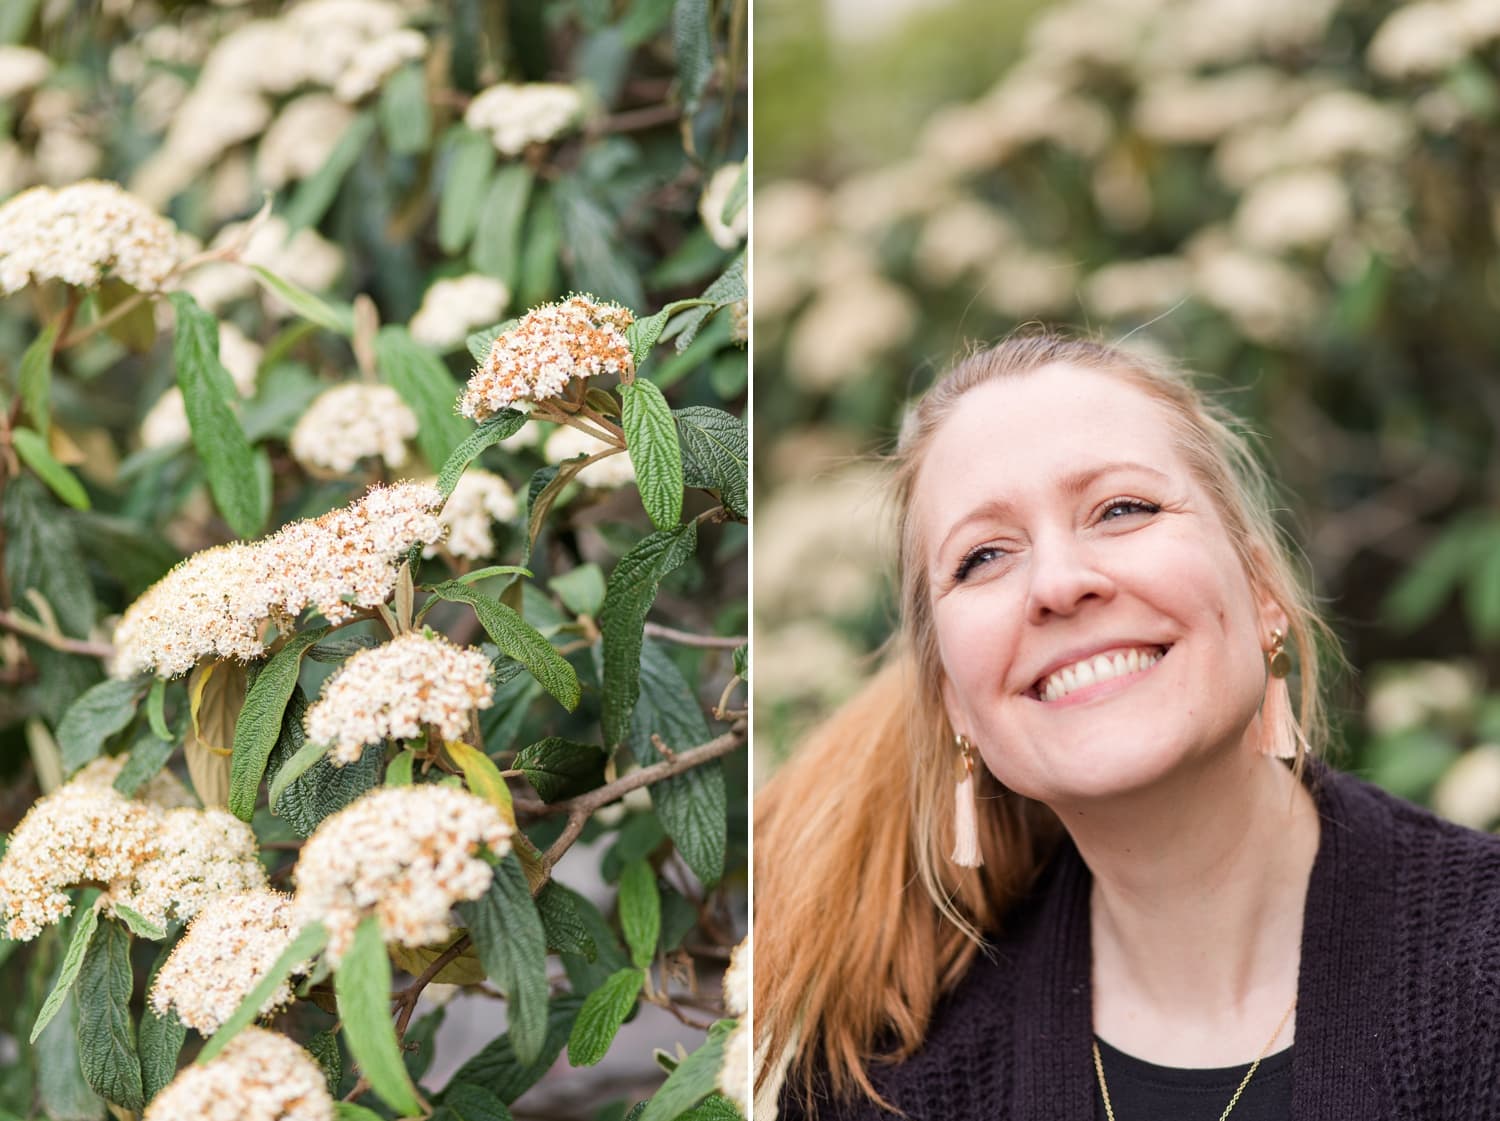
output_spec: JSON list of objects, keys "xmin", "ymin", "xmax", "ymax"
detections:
[{"xmin": 754, "ymin": 332, "xmax": 1340, "ymax": 1110}]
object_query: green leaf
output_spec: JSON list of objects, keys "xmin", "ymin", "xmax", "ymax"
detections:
[
  {"xmin": 536, "ymin": 882, "xmax": 596, "ymax": 960},
  {"xmin": 377, "ymin": 63, "xmax": 430, "ymax": 154},
  {"xmin": 56, "ymin": 677, "xmax": 147, "ymax": 775},
  {"xmin": 631, "ymin": 641, "xmax": 725, "ymax": 887},
  {"xmin": 514, "ymin": 737, "xmax": 607, "ymax": 802},
  {"xmin": 441, "ymin": 994, "xmax": 582, "ymax": 1104},
  {"xmin": 31, "ymin": 905, "xmax": 99, "ymax": 1044},
  {"xmin": 266, "ymin": 690, "xmax": 383, "ymax": 837},
  {"xmin": 228, "ymin": 628, "xmax": 326, "ymax": 821},
  {"xmin": 76, "ymin": 918, "xmax": 144, "ymax": 1110},
  {"xmin": 285, "ymin": 111, "xmax": 376, "ymax": 231},
  {"xmin": 434, "ymin": 1083, "xmax": 515, "ymax": 1121},
  {"xmin": 146, "ymin": 677, "xmax": 171, "ymax": 740},
  {"xmin": 334, "ymin": 1105, "xmax": 385, "ymax": 1121},
  {"xmin": 427, "ymin": 582, "xmax": 581, "ymax": 710},
  {"xmin": 457, "ymin": 856, "xmax": 549, "ymax": 1065},
  {"xmin": 169, "ymin": 292, "xmax": 264, "ymax": 538},
  {"xmin": 679, "ymin": 1095, "xmax": 745, "ymax": 1121},
  {"xmin": 110, "ymin": 904, "xmax": 165, "ymax": 941},
  {"xmin": 674, "ymin": 255, "xmax": 745, "ymax": 353},
  {"xmin": 1382, "ymin": 516, "xmax": 1490, "ymax": 632},
  {"xmin": 113, "ymin": 731, "xmax": 175, "ymax": 798},
  {"xmin": 518, "ymin": 186, "xmax": 562, "ymax": 307},
  {"xmin": 550, "ymin": 564, "xmax": 607, "ymax": 617},
  {"xmin": 674, "ymin": 407, "xmax": 747, "ymax": 518},
  {"xmin": 12, "ymin": 427, "xmax": 90, "ymax": 510},
  {"xmin": 638, "ymin": 1019, "xmax": 735, "ymax": 1121},
  {"xmin": 439, "ymin": 127, "xmax": 498, "ymax": 255},
  {"xmin": 618, "ymin": 860, "xmax": 661, "ymax": 970},
  {"xmin": 672, "ymin": 0, "xmax": 711, "ymax": 114},
  {"xmin": 555, "ymin": 176, "xmax": 644, "ymax": 310},
  {"xmin": 96, "ymin": 279, "xmax": 158, "ymax": 353},
  {"xmin": 198, "ymin": 922, "xmax": 328, "ymax": 1062},
  {"xmin": 619, "ymin": 0, "xmax": 676, "ymax": 44},
  {"xmin": 566, "ymin": 967, "xmax": 644, "ymax": 1067},
  {"xmin": 249, "ymin": 266, "xmax": 354, "ymax": 335},
  {"xmin": 1465, "ymin": 532, "xmax": 1500, "ymax": 642},
  {"xmin": 438, "ymin": 410, "xmax": 527, "ymax": 498},
  {"xmin": 467, "ymin": 317, "xmax": 519, "ymax": 365},
  {"xmin": 386, "ymin": 750, "xmax": 414, "ymax": 786},
  {"xmin": 306, "ymin": 1029, "xmax": 342, "ymax": 1096},
  {"xmin": 376, "ymin": 325, "xmax": 471, "ymax": 472},
  {"xmin": 140, "ymin": 943, "xmax": 186, "ymax": 1102},
  {"xmin": 620, "ymin": 381, "xmax": 684, "ymax": 530},
  {"xmin": 599, "ymin": 523, "xmax": 698, "ymax": 748},
  {"xmin": 35, "ymin": 974, "xmax": 104, "ymax": 1121},
  {"xmin": 336, "ymin": 918, "xmax": 424, "ymax": 1117},
  {"xmin": 472, "ymin": 165, "xmax": 535, "ymax": 290},
  {"xmin": 18, "ymin": 321, "xmax": 59, "ymax": 438}
]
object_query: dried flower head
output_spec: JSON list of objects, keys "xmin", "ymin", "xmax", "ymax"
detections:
[
  {"xmin": 410, "ymin": 273, "xmax": 511, "ymax": 351},
  {"xmin": 292, "ymin": 785, "xmax": 512, "ymax": 962},
  {"xmin": 430, "ymin": 469, "xmax": 518, "ymax": 559},
  {"xmin": 459, "ymin": 295, "xmax": 633, "ymax": 421},
  {"xmin": 464, "ymin": 82, "xmax": 584, "ymax": 156},
  {"xmin": 143, "ymin": 1027, "xmax": 333, "ymax": 1121},
  {"xmin": 289, "ymin": 384, "xmax": 418, "ymax": 475},
  {"xmin": 543, "ymin": 424, "xmax": 635, "ymax": 489},
  {"xmin": 151, "ymin": 890, "xmax": 308, "ymax": 1035},
  {"xmin": 106, "ymin": 807, "xmax": 268, "ymax": 929},
  {"xmin": 303, "ymin": 631, "xmax": 494, "ymax": 765},
  {"xmin": 0, "ymin": 180, "xmax": 181, "ymax": 295}
]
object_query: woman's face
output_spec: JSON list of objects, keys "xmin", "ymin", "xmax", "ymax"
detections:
[{"xmin": 916, "ymin": 363, "xmax": 1283, "ymax": 806}]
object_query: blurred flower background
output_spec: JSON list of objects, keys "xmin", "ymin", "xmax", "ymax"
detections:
[{"xmin": 754, "ymin": 0, "xmax": 1500, "ymax": 831}]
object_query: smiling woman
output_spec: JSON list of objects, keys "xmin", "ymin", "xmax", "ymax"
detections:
[{"xmin": 752, "ymin": 333, "xmax": 1500, "ymax": 1120}]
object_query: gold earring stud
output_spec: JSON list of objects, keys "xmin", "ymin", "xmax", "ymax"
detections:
[{"xmin": 1267, "ymin": 628, "xmax": 1291, "ymax": 679}]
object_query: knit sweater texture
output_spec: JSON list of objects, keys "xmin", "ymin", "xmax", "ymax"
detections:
[{"xmin": 781, "ymin": 766, "xmax": 1500, "ymax": 1120}]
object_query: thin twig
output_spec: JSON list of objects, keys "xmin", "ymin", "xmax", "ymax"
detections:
[
  {"xmin": 393, "ymin": 933, "xmax": 472, "ymax": 1039},
  {"xmin": 0, "ymin": 609, "xmax": 114, "ymax": 658},
  {"xmin": 643, "ymin": 622, "xmax": 745, "ymax": 649}
]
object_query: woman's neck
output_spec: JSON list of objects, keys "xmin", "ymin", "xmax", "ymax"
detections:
[{"xmin": 1065, "ymin": 751, "xmax": 1321, "ymax": 1067}]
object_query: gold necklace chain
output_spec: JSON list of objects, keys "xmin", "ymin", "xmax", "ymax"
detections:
[{"xmin": 1092, "ymin": 992, "xmax": 1298, "ymax": 1121}]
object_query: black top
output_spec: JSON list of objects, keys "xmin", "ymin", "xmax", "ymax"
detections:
[
  {"xmin": 780, "ymin": 765, "xmax": 1500, "ymax": 1119},
  {"xmin": 1092, "ymin": 1037, "xmax": 1293, "ymax": 1121}
]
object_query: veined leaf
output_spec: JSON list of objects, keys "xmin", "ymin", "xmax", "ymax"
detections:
[
  {"xmin": 18, "ymin": 321, "xmax": 59, "ymax": 438},
  {"xmin": 185, "ymin": 660, "xmax": 248, "ymax": 808},
  {"xmin": 638, "ymin": 1019, "xmax": 735, "ymax": 1121},
  {"xmin": 228, "ymin": 628, "xmax": 326, "ymax": 821},
  {"xmin": 620, "ymin": 381, "xmax": 684, "ymax": 530},
  {"xmin": 618, "ymin": 860, "xmax": 661, "ymax": 970},
  {"xmin": 673, "ymin": 254, "xmax": 745, "ymax": 353},
  {"xmin": 437, "ymin": 410, "xmax": 527, "ymax": 498},
  {"xmin": 111, "ymin": 904, "xmax": 165, "ymax": 940},
  {"xmin": 439, "ymin": 126, "xmax": 498, "ymax": 255},
  {"xmin": 674, "ymin": 407, "xmax": 746, "ymax": 518},
  {"xmin": 427, "ymin": 582, "xmax": 580, "ymax": 711},
  {"xmin": 140, "ymin": 942, "xmax": 186, "ymax": 1102},
  {"xmin": 12, "ymin": 426, "xmax": 88, "ymax": 509},
  {"xmin": 30, "ymin": 905, "xmax": 99, "ymax": 1044},
  {"xmin": 433, "ymin": 1083, "xmax": 515, "ymax": 1121},
  {"xmin": 56, "ymin": 677, "xmax": 147, "ymax": 775},
  {"xmin": 441, "ymin": 994, "xmax": 583, "ymax": 1104},
  {"xmin": 249, "ymin": 266, "xmax": 354, "ymax": 336},
  {"xmin": 376, "ymin": 325, "xmax": 471, "ymax": 472},
  {"xmin": 456, "ymin": 856, "xmax": 549, "ymax": 1066},
  {"xmin": 443, "ymin": 739, "xmax": 519, "ymax": 831},
  {"xmin": 566, "ymin": 967, "xmax": 643, "ymax": 1067},
  {"xmin": 472, "ymin": 165, "xmax": 535, "ymax": 290},
  {"xmin": 76, "ymin": 918, "xmax": 144, "ymax": 1110},
  {"xmin": 514, "ymin": 737, "xmax": 606, "ymax": 802},
  {"xmin": 113, "ymin": 730, "xmax": 175, "ymax": 798},
  {"xmin": 672, "ymin": 0, "xmax": 711, "ymax": 115},
  {"xmin": 336, "ymin": 917, "xmax": 424, "ymax": 1116},
  {"xmin": 466, "ymin": 318, "xmax": 519, "ymax": 366},
  {"xmin": 536, "ymin": 882, "xmax": 596, "ymax": 960},
  {"xmin": 266, "ymin": 689, "xmax": 383, "ymax": 837}
]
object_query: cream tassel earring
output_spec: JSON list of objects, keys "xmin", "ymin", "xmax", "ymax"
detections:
[{"xmin": 951, "ymin": 735, "xmax": 983, "ymax": 868}]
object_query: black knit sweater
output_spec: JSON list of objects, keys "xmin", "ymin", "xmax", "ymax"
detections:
[{"xmin": 782, "ymin": 767, "xmax": 1500, "ymax": 1119}]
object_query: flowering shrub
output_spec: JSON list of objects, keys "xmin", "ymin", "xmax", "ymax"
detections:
[{"xmin": 0, "ymin": 1, "xmax": 746, "ymax": 1118}]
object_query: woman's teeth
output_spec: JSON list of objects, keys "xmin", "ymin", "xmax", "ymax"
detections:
[{"xmin": 1037, "ymin": 646, "xmax": 1165, "ymax": 702}]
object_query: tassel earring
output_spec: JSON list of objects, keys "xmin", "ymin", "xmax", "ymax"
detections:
[{"xmin": 951, "ymin": 735, "xmax": 983, "ymax": 868}]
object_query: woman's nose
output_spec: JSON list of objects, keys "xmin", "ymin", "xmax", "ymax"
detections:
[{"xmin": 1024, "ymin": 533, "xmax": 1114, "ymax": 624}]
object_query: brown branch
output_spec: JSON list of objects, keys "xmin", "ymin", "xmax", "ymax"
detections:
[
  {"xmin": 599, "ymin": 103, "xmax": 681, "ymax": 134},
  {"xmin": 392, "ymin": 933, "xmax": 472, "ymax": 1039},
  {"xmin": 0, "ymin": 609, "xmax": 114, "ymax": 658},
  {"xmin": 643, "ymin": 622, "xmax": 745, "ymax": 649}
]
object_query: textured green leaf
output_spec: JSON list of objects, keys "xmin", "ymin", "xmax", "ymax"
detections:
[
  {"xmin": 638, "ymin": 1019, "xmax": 734, "ymax": 1121},
  {"xmin": 56, "ymin": 677, "xmax": 147, "ymax": 775},
  {"xmin": 113, "ymin": 731, "xmax": 175, "ymax": 798},
  {"xmin": 599, "ymin": 523, "xmax": 698, "ymax": 748},
  {"xmin": 285, "ymin": 111, "xmax": 376, "ymax": 231},
  {"xmin": 334, "ymin": 1105, "xmax": 385, "ymax": 1121},
  {"xmin": 76, "ymin": 919, "xmax": 143, "ymax": 1110},
  {"xmin": 566, "ymin": 967, "xmax": 643, "ymax": 1067},
  {"xmin": 555, "ymin": 176, "xmax": 644, "ymax": 310},
  {"xmin": 377, "ymin": 63, "xmax": 429, "ymax": 153},
  {"xmin": 305, "ymin": 1030, "xmax": 341, "ymax": 1096},
  {"xmin": 229, "ymin": 628, "xmax": 326, "ymax": 821},
  {"xmin": 31, "ymin": 906, "xmax": 99, "ymax": 1044},
  {"xmin": 514, "ymin": 737, "xmax": 607, "ymax": 802},
  {"xmin": 12, "ymin": 426, "xmax": 88, "ymax": 510},
  {"xmin": 438, "ymin": 410, "xmax": 527, "ymax": 498},
  {"xmin": 674, "ymin": 255, "xmax": 745, "ymax": 353},
  {"xmin": 170, "ymin": 292, "xmax": 264, "ymax": 538},
  {"xmin": 35, "ymin": 980, "xmax": 104, "ymax": 1121},
  {"xmin": 249, "ymin": 267, "xmax": 354, "ymax": 335},
  {"xmin": 620, "ymin": 381, "xmax": 684, "ymax": 530},
  {"xmin": 439, "ymin": 995, "xmax": 582, "ymax": 1104},
  {"xmin": 427, "ymin": 582, "xmax": 580, "ymax": 710},
  {"xmin": 679, "ymin": 1094, "xmax": 745, "ymax": 1121},
  {"xmin": 146, "ymin": 677, "xmax": 171, "ymax": 740},
  {"xmin": 198, "ymin": 922, "xmax": 327, "ymax": 1062},
  {"xmin": 457, "ymin": 857, "xmax": 548, "ymax": 1065},
  {"xmin": 466, "ymin": 317, "xmax": 519, "ymax": 365},
  {"xmin": 336, "ymin": 918, "xmax": 423, "ymax": 1116},
  {"xmin": 18, "ymin": 321, "xmax": 59, "ymax": 437},
  {"xmin": 536, "ymin": 882, "xmax": 596, "ymax": 960},
  {"xmin": 618, "ymin": 860, "xmax": 661, "ymax": 970},
  {"xmin": 674, "ymin": 407, "xmax": 746, "ymax": 518},
  {"xmin": 376, "ymin": 325, "xmax": 471, "ymax": 472},
  {"xmin": 265, "ymin": 688, "xmax": 383, "ymax": 837},
  {"xmin": 472, "ymin": 165, "xmax": 535, "ymax": 289},
  {"xmin": 630, "ymin": 641, "xmax": 725, "ymax": 887},
  {"xmin": 433, "ymin": 1083, "xmax": 515, "ymax": 1121},
  {"xmin": 439, "ymin": 126, "xmax": 498, "ymax": 255},
  {"xmin": 672, "ymin": 0, "xmax": 711, "ymax": 114},
  {"xmin": 140, "ymin": 942, "xmax": 186, "ymax": 1102},
  {"xmin": 110, "ymin": 905, "xmax": 165, "ymax": 941}
]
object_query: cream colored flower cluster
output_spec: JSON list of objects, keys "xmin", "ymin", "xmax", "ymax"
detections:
[
  {"xmin": 292, "ymin": 784, "xmax": 512, "ymax": 962},
  {"xmin": 464, "ymin": 82, "xmax": 584, "ymax": 156},
  {"xmin": 0, "ymin": 180, "xmax": 181, "ymax": 295},
  {"xmin": 430, "ymin": 469, "xmax": 518, "ymax": 559},
  {"xmin": 141, "ymin": 321, "xmax": 264, "ymax": 450},
  {"xmin": 0, "ymin": 761, "xmax": 266, "ymax": 942},
  {"xmin": 718, "ymin": 935, "xmax": 752, "ymax": 1118},
  {"xmin": 150, "ymin": 890, "xmax": 307, "ymax": 1034},
  {"xmin": 289, "ymin": 384, "xmax": 418, "ymax": 475},
  {"xmin": 112, "ymin": 482, "xmax": 444, "ymax": 679},
  {"xmin": 410, "ymin": 273, "xmax": 511, "ymax": 350},
  {"xmin": 544, "ymin": 423, "xmax": 635, "ymax": 489},
  {"xmin": 699, "ymin": 163, "xmax": 747, "ymax": 250},
  {"xmin": 459, "ymin": 295, "xmax": 633, "ymax": 420},
  {"xmin": 143, "ymin": 1027, "xmax": 333, "ymax": 1121},
  {"xmin": 303, "ymin": 631, "xmax": 495, "ymax": 765},
  {"xmin": 0, "ymin": 45, "xmax": 51, "ymax": 99}
]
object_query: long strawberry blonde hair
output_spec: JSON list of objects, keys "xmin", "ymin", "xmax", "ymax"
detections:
[{"xmin": 753, "ymin": 333, "xmax": 1339, "ymax": 1110}]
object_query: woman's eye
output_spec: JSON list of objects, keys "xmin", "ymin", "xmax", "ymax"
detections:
[
  {"xmin": 954, "ymin": 546, "xmax": 1005, "ymax": 582},
  {"xmin": 1100, "ymin": 497, "xmax": 1160, "ymax": 522}
]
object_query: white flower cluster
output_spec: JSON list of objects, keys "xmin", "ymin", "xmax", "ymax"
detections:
[
  {"xmin": 0, "ymin": 180, "xmax": 181, "ymax": 295},
  {"xmin": 143, "ymin": 1027, "xmax": 333, "ymax": 1121},
  {"xmin": 179, "ymin": 216, "xmax": 343, "ymax": 317},
  {"xmin": 151, "ymin": 890, "xmax": 308, "ymax": 1034},
  {"xmin": 718, "ymin": 934, "xmax": 752, "ymax": 1118},
  {"xmin": 544, "ymin": 424, "xmax": 635, "ymax": 489},
  {"xmin": 464, "ymin": 82, "xmax": 584, "ymax": 156},
  {"xmin": 141, "ymin": 321, "xmax": 264, "ymax": 449},
  {"xmin": 303, "ymin": 631, "xmax": 495, "ymax": 765},
  {"xmin": 112, "ymin": 481, "xmax": 444, "ymax": 678},
  {"xmin": 431, "ymin": 469, "xmax": 518, "ymax": 559},
  {"xmin": 0, "ymin": 761, "xmax": 267, "ymax": 942},
  {"xmin": 1367, "ymin": 0, "xmax": 1500, "ymax": 79},
  {"xmin": 0, "ymin": 45, "xmax": 51, "ymax": 99},
  {"xmin": 289, "ymin": 384, "xmax": 418, "ymax": 475},
  {"xmin": 459, "ymin": 295, "xmax": 633, "ymax": 420},
  {"xmin": 292, "ymin": 785, "xmax": 512, "ymax": 962},
  {"xmin": 699, "ymin": 163, "xmax": 747, "ymax": 250},
  {"xmin": 409, "ymin": 273, "xmax": 511, "ymax": 350},
  {"xmin": 257, "ymin": 94, "xmax": 356, "ymax": 190}
]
